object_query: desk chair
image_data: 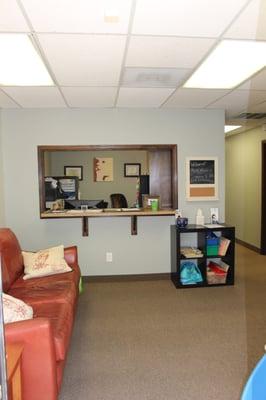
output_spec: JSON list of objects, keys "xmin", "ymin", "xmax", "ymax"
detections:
[
  {"xmin": 241, "ymin": 354, "xmax": 266, "ymax": 399},
  {"xmin": 110, "ymin": 193, "xmax": 128, "ymax": 208}
]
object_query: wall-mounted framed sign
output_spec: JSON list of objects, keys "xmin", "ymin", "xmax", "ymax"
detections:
[
  {"xmin": 124, "ymin": 163, "xmax": 141, "ymax": 177},
  {"xmin": 186, "ymin": 157, "xmax": 218, "ymax": 201},
  {"xmin": 64, "ymin": 165, "xmax": 83, "ymax": 181}
]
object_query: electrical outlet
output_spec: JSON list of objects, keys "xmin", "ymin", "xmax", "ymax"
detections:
[{"xmin": 106, "ymin": 252, "xmax": 113, "ymax": 262}]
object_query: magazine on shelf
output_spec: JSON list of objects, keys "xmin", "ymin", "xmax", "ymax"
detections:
[
  {"xmin": 218, "ymin": 237, "xmax": 231, "ymax": 256},
  {"xmin": 181, "ymin": 247, "xmax": 204, "ymax": 258}
]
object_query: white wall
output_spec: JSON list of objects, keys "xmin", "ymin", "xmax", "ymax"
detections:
[
  {"xmin": 1, "ymin": 108, "xmax": 225, "ymax": 275},
  {"xmin": 0, "ymin": 111, "xmax": 5, "ymax": 227}
]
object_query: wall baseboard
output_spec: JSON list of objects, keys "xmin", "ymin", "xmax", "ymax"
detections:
[
  {"xmin": 82, "ymin": 273, "xmax": 171, "ymax": 283},
  {"xmin": 236, "ymin": 238, "xmax": 260, "ymax": 253}
]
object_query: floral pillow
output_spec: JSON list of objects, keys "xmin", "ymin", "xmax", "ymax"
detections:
[
  {"xmin": 22, "ymin": 245, "xmax": 72, "ymax": 280},
  {"xmin": 3, "ymin": 293, "xmax": 33, "ymax": 323}
]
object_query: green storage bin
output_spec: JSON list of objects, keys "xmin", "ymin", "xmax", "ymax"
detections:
[{"xmin": 207, "ymin": 245, "xmax": 219, "ymax": 256}]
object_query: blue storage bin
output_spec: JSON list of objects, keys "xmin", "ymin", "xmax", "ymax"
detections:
[{"xmin": 206, "ymin": 232, "xmax": 220, "ymax": 246}]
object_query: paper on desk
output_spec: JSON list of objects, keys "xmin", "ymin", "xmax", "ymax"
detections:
[{"xmin": 121, "ymin": 208, "xmax": 141, "ymax": 211}]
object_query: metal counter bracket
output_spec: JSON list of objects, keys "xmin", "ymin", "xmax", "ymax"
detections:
[
  {"xmin": 82, "ymin": 217, "xmax": 89, "ymax": 236},
  {"xmin": 131, "ymin": 216, "xmax": 137, "ymax": 235}
]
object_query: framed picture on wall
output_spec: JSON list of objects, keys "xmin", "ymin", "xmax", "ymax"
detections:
[
  {"xmin": 64, "ymin": 166, "xmax": 83, "ymax": 181},
  {"xmin": 186, "ymin": 157, "xmax": 218, "ymax": 201},
  {"xmin": 94, "ymin": 158, "xmax": 113, "ymax": 182},
  {"xmin": 124, "ymin": 163, "xmax": 141, "ymax": 177}
]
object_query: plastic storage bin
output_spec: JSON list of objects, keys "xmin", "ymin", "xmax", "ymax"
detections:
[
  {"xmin": 207, "ymin": 245, "xmax": 219, "ymax": 256},
  {"xmin": 206, "ymin": 232, "xmax": 220, "ymax": 245},
  {"xmin": 207, "ymin": 261, "xmax": 229, "ymax": 285}
]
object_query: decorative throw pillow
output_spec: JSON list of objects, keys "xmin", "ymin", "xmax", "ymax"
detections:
[
  {"xmin": 3, "ymin": 293, "xmax": 33, "ymax": 323},
  {"xmin": 22, "ymin": 245, "xmax": 72, "ymax": 280}
]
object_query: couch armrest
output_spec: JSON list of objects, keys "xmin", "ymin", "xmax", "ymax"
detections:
[
  {"xmin": 5, "ymin": 318, "xmax": 58, "ymax": 400},
  {"xmin": 64, "ymin": 246, "xmax": 78, "ymax": 267}
]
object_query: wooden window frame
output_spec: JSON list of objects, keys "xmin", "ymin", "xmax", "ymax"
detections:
[{"xmin": 38, "ymin": 144, "xmax": 178, "ymax": 214}]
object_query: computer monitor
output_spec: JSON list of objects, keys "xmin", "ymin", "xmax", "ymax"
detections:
[
  {"xmin": 45, "ymin": 176, "xmax": 79, "ymax": 209},
  {"xmin": 64, "ymin": 199, "xmax": 105, "ymax": 209}
]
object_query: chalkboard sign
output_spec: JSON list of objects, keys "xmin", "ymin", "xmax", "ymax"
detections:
[
  {"xmin": 186, "ymin": 157, "xmax": 218, "ymax": 201},
  {"xmin": 190, "ymin": 160, "xmax": 215, "ymax": 184}
]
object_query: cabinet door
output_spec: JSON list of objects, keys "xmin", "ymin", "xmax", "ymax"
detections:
[{"xmin": 149, "ymin": 150, "xmax": 172, "ymax": 208}]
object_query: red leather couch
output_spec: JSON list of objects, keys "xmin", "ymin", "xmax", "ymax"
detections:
[{"xmin": 0, "ymin": 228, "xmax": 81, "ymax": 400}]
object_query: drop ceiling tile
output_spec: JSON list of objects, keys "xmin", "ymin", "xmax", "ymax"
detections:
[
  {"xmin": 117, "ymin": 87, "xmax": 175, "ymax": 107},
  {"xmin": 126, "ymin": 36, "xmax": 215, "ymax": 68},
  {"xmin": 132, "ymin": 0, "xmax": 248, "ymax": 37},
  {"xmin": 238, "ymin": 80, "xmax": 254, "ymax": 90},
  {"xmin": 224, "ymin": 0, "xmax": 266, "ymax": 40},
  {"xmin": 244, "ymin": 90, "xmax": 266, "ymax": 105},
  {"xmin": 249, "ymin": 101, "xmax": 266, "ymax": 113},
  {"xmin": 0, "ymin": 0, "xmax": 30, "ymax": 32},
  {"xmin": 21, "ymin": 0, "xmax": 132, "ymax": 33},
  {"xmin": 237, "ymin": 68, "xmax": 266, "ymax": 91},
  {"xmin": 164, "ymin": 88, "xmax": 229, "ymax": 108},
  {"xmin": 3, "ymin": 87, "xmax": 66, "ymax": 107},
  {"xmin": 38, "ymin": 34, "xmax": 126, "ymax": 86},
  {"xmin": 208, "ymin": 90, "xmax": 266, "ymax": 117},
  {"xmin": 208, "ymin": 90, "xmax": 249, "ymax": 117},
  {"xmin": 61, "ymin": 87, "xmax": 117, "ymax": 107},
  {"xmin": 0, "ymin": 89, "xmax": 20, "ymax": 108},
  {"xmin": 122, "ymin": 67, "xmax": 191, "ymax": 88}
]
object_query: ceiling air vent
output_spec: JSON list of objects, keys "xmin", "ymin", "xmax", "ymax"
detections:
[
  {"xmin": 122, "ymin": 67, "xmax": 190, "ymax": 88},
  {"xmin": 236, "ymin": 112, "xmax": 266, "ymax": 119}
]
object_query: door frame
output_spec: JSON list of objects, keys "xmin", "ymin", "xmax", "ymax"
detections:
[{"xmin": 261, "ymin": 140, "xmax": 266, "ymax": 254}]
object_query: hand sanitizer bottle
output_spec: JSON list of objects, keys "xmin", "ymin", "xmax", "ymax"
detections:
[{"xmin": 196, "ymin": 209, "xmax": 205, "ymax": 226}]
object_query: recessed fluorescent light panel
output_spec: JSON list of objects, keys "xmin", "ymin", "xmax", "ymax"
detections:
[
  {"xmin": 0, "ymin": 34, "xmax": 53, "ymax": 86},
  {"xmin": 224, "ymin": 125, "xmax": 242, "ymax": 133},
  {"xmin": 184, "ymin": 40, "xmax": 266, "ymax": 89},
  {"xmin": 104, "ymin": 8, "xmax": 119, "ymax": 23}
]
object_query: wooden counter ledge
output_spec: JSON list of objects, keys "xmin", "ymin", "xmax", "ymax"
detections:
[{"xmin": 41, "ymin": 209, "xmax": 175, "ymax": 236}]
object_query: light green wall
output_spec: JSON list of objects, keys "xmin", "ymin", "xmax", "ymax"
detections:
[
  {"xmin": 1, "ymin": 108, "xmax": 225, "ymax": 276},
  {"xmin": 48, "ymin": 150, "xmax": 148, "ymax": 207},
  {"xmin": 44, "ymin": 151, "xmax": 51, "ymax": 176},
  {"xmin": 0, "ymin": 111, "xmax": 5, "ymax": 227},
  {"xmin": 226, "ymin": 126, "xmax": 266, "ymax": 248}
]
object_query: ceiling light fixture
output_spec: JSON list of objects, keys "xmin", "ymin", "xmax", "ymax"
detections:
[
  {"xmin": 224, "ymin": 125, "xmax": 242, "ymax": 133},
  {"xmin": 184, "ymin": 40, "xmax": 266, "ymax": 89},
  {"xmin": 0, "ymin": 34, "xmax": 54, "ymax": 86}
]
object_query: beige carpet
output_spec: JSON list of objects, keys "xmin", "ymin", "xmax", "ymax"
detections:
[{"xmin": 59, "ymin": 244, "xmax": 266, "ymax": 400}]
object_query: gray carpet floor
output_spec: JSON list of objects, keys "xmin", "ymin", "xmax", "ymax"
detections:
[{"xmin": 59, "ymin": 244, "xmax": 266, "ymax": 400}]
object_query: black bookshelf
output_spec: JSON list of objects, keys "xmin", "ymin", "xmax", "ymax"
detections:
[{"xmin": 170, "ymin": 224, "xmax": 235, "ymax": 289}]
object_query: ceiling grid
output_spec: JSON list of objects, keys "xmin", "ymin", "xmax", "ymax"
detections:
[{"xmin": 0, "ymin": 0, "xmax": 265, "ymax": 132}]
